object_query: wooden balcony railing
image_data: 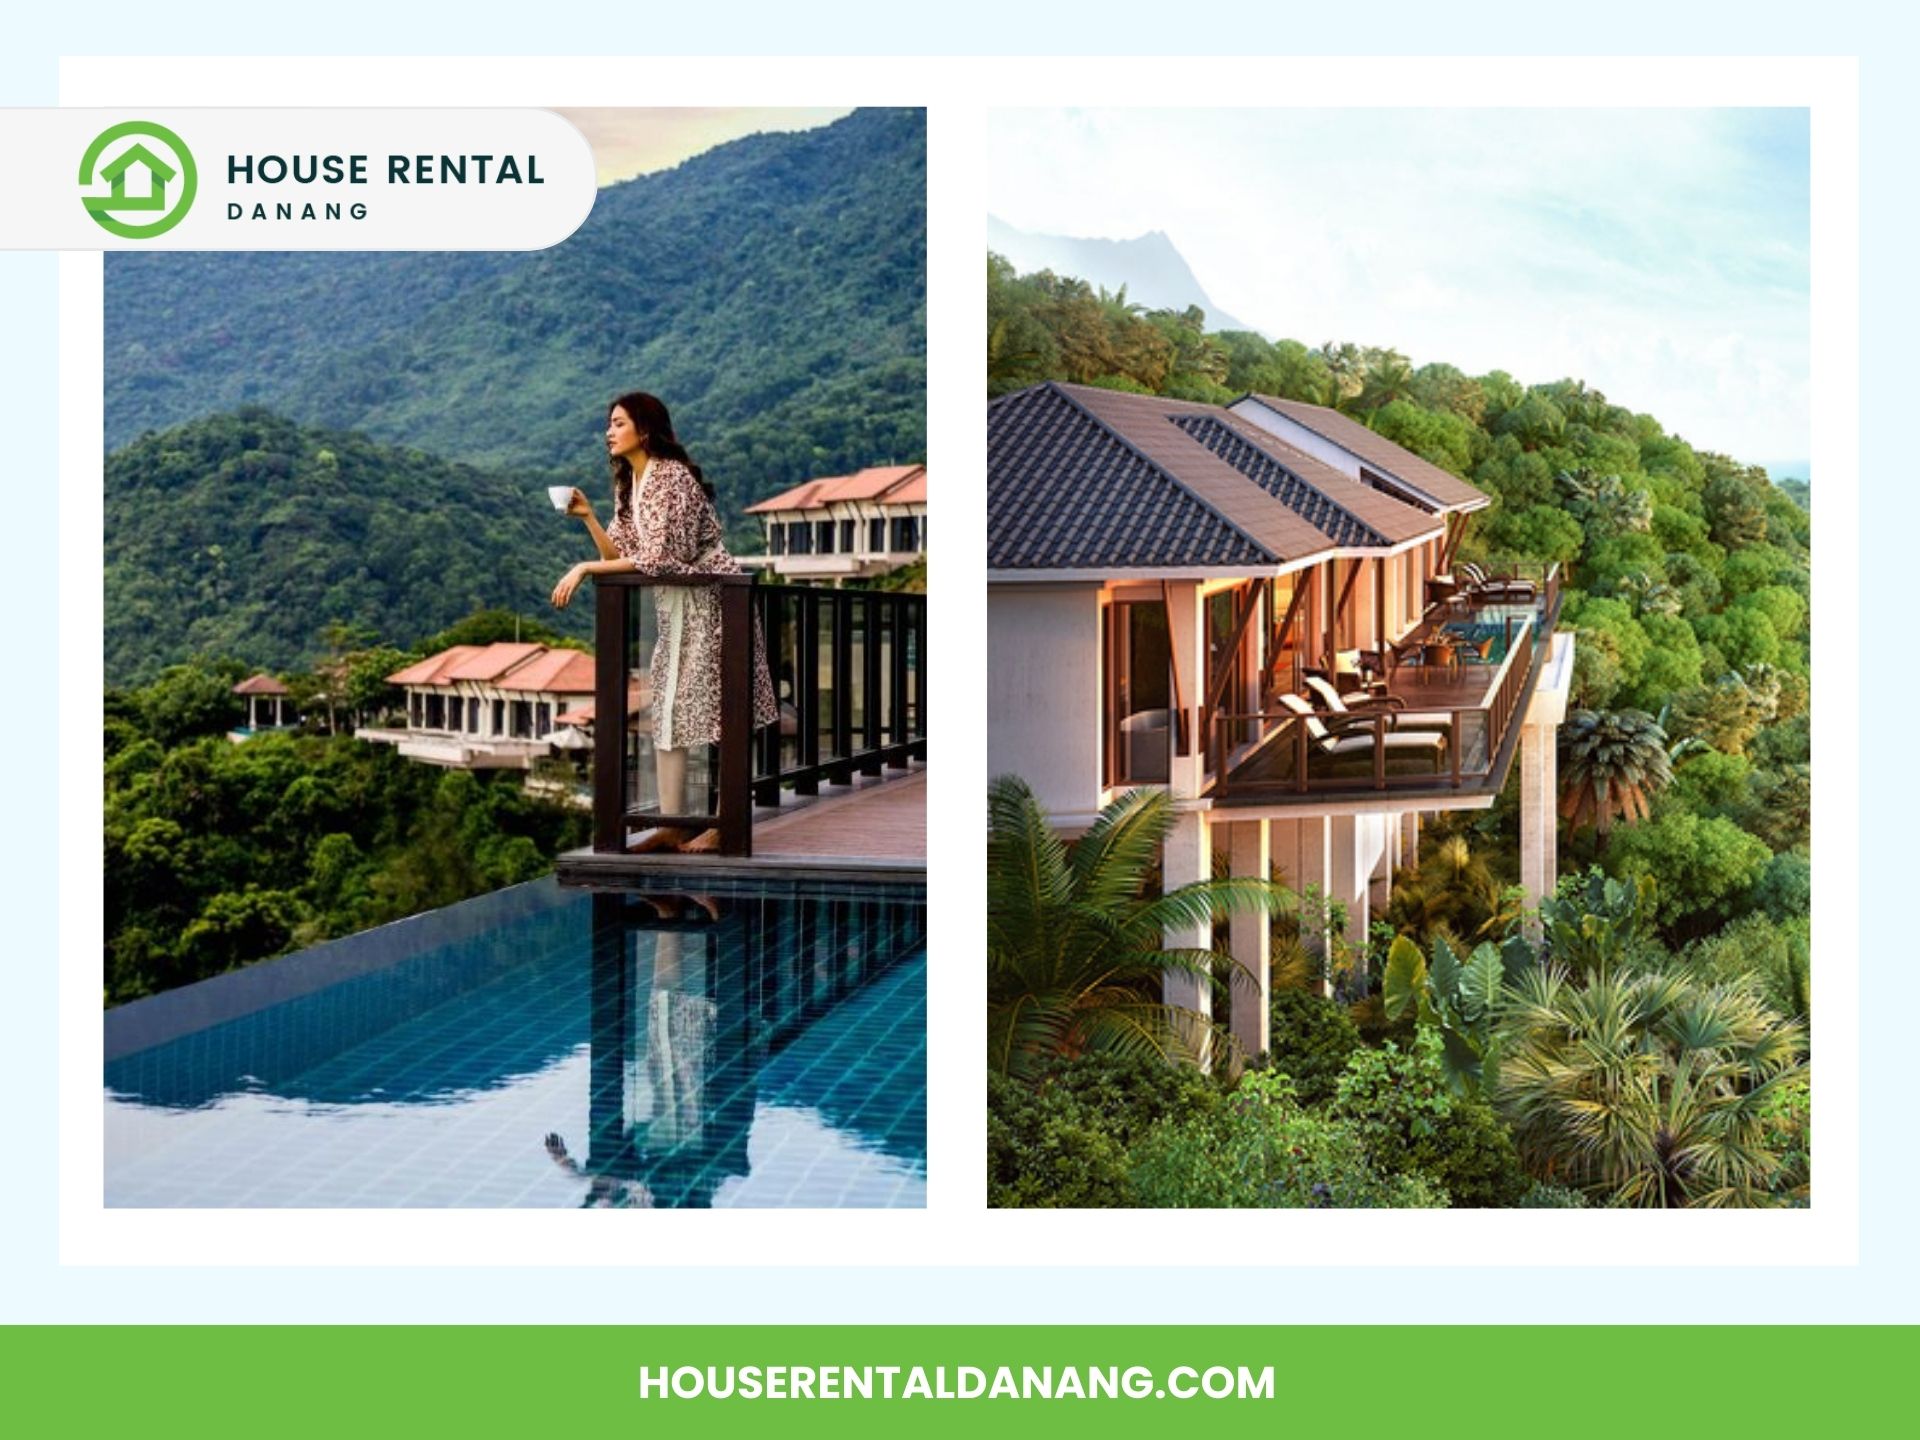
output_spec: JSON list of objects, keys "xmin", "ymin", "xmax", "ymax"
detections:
[
  {"xmin": 592, "ymin": 573, "xmax": 926, "ymax": 857},
  {"xmin": 1209, "ymin": 612, "xmax": 1545, "ymax": 802}
]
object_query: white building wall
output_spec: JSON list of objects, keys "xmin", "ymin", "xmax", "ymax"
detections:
[{"xmin": 988, "ymin": 584, "xmax": 1102, "ymax": 817}]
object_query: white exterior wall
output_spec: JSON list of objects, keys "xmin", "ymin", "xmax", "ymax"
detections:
[{"xmin": 988, "ymin": 583, "xmax": 1103, "ymax": 817}]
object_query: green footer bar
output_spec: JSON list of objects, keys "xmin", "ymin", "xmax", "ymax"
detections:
[{"xmin": 5, "ymin": 1326, "xmax": 1914, "ymax": 1435}]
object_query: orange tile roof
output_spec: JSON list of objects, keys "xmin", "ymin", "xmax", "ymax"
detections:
[
  {"xmin": 495, "ymin": 648, "xmax": 596, "ymax": 693},
  {"xmin": 445, "ymin": 642, "xmax": 545, "ymax": 682},
  {"xmin": 387, "ymin": 646, "xmax": 484, "ymax": 686},
  {"xmin": 233, "ymin": 674, "xmax": 290, "ymax": 696},
  {"xmin": 386, "ymin": 643, "xmax": 596, "ymax": 693},
  {"xmin": 745, "ymin": 464, "xmax": 926, "ymax": 514}
]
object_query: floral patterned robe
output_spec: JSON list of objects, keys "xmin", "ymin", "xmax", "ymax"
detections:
[{"xmin": 605, "ymin": 457, "xmax": 778, "ymax": 750}]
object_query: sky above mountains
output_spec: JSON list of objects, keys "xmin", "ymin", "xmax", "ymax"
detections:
[
  {"xmin": 989, "ymin": 108, "xmax": 1810, "ymax": 468},
  {"xmin": 557, "ymin": 107, "xmax": 854, "ymax": 185}
]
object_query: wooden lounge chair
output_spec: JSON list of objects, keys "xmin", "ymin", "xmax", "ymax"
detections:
[
  {"xmin": 1300, "ymin": 675, "xmax": 1453, "ymax": 734},
  {"xmin": 1275, "ymin": 693, "xmax": 1448, "ymax": 775},
  {"xmin": 1459, "ymin": 562, "xmax": 1536, "ymax": 604}
]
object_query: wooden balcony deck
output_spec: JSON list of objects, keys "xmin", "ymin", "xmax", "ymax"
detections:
[{"xmin": 554, "ymin": 764, "xmax": 926, "ymax": 888}]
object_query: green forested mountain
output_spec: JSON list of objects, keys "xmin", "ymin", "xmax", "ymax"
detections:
[
  {"xmin": 104, "ymin": 108, "xmax": 927, "ymax": 524},
  {"xmin": 105, "ymin": 409, "xmax": 590, "ymax": 684}
]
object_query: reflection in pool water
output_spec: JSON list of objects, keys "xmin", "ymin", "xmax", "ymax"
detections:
[{"xmin": 104, "ymin": 877, "xmax": 926, "ymax": 1208}]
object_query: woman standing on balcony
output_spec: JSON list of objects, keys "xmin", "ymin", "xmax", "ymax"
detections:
[{"xmin": 551, "ymin": 391, "xmax": 777, "ymax": 853}]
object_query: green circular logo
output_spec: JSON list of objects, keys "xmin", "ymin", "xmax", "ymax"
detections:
[{"xmin": 78, "ymin": 121, "xmax": 197, "ymax": 239}]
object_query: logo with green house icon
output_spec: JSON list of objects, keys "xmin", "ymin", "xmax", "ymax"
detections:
[{"xmin": 78, "ymin": 121, "xmax": 198, "ymax": 238}]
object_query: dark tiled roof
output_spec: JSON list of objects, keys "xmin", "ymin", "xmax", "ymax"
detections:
[
  {"xmin": 1170, "ymin": 414, "xmax": 1386, "ymax": 548},
  {"xmin": 1239, "ymin": 394, "xmax": 1488, "ymax": 512},
  {"xmin": 988, "ymin": 382, "xmax": 1445, "ymax": 573},
  {"xmin": 988, "ymin": 384, "xmax": 1277, "ymax": 571}
]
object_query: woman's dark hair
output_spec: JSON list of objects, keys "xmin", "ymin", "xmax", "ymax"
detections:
[{"xmin": 608, "ymin": 391, "xmax": 714, "ymax": 511}]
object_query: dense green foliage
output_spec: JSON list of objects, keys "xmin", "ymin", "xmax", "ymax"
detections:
[
  {"xmin": 1129, "ymin": 1072, "xmax": 1447, "ymax": 1209},
  {"xmin": 105, "ymin": 410, "xmax": 593, "ymax": 684},
  {"xmin": 986, "ymin": 778, "xmax": 1291, "ymax": 1079},
  {"xmin": 105, "ymin": 655, "xmax": 588, "ymax": 1005},
  {"xmin": 106, "ymin": 110, "xmax": 927, "ymax": 535},
  {"xmin": 1258, "ymin": 986, "xmax": 1361, "ymax": 1105}
]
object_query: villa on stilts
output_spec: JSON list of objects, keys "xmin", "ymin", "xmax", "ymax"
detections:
[{"xmin": 987, "ymin": 382, "xmax": 1575, "ymax": 1056}]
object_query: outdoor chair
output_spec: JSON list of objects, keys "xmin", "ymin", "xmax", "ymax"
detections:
[
  {"xmin": 1117, "ymin": 708, "xmax": 1171, "ymax": 783},
  {"xmin": 1459, "ymin": 562, "xmax": 1537, "ymax": 604},
  {"xmin": 1456, "ymin": 636, "xmax": 1498, "ymax": 667},
  {"xmin": 1275, "ymin": 693, "xmax": 1448, "ymax": 776},
  {"xmin": 1300, "ymin": 675, "xmax": 1453, "ymax": 735}
]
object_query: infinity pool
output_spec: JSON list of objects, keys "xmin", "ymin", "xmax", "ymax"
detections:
[{"xmin": 105, "ymin": 876, "xmax": 927, "ymax": 1208}]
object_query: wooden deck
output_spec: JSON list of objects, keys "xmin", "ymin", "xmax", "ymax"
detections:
[{"xmin": 553, "ymin": 765, "xmax": 926, "ymax": 888}]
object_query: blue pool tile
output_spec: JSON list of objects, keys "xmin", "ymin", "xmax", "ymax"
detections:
[{"xmin": 105, "ymin": 877, "xmax": 925, "ymax": 1209}]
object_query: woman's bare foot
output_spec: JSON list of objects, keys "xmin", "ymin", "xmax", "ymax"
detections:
[
  {"xmin": 679, "ymin": 828, "xmax": 724, "ymax": 854},
  {"xmin": 628, "ymin": 827, "xmax": 690, "ymax": 854}
]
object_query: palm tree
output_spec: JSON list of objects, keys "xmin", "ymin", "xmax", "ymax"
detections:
[
  {"xmin": 1559, "ymin": 708, "xmax": 1673, "ymax": 835},
  {"xmin": 987, "ymin": 776, "xmax": 1292, "ymax": 1081},
  {"xmin": 1357, "ymin": 350, "xmax": 1414, "ymax": 412},
  {"xmin": 1382, "ymin": 835, "xmax": 1523, "ymax": 945},
  {"xmin": 1496, "ymin": 966, "xmax": 1805, "ymax": 1207},
  {"xmin": 1614, "ymin": 571, "xmax": 1681, "ymax": 619}
]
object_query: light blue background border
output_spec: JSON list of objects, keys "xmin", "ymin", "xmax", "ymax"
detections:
[{"xmin": 5, "ymin": 1, "xmax": 1911, "ymax": 1324}]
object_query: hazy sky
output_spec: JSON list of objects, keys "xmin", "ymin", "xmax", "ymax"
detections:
[
  {"xmin": 558, "ymin": 107, "xmax": 853, "ymax": 185},
  {"xmin": 989, "ymin": 108, "xmax": 1810, "ymax": 467}
]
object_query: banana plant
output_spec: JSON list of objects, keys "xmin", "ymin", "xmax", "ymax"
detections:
[
  {"xmin": 1536, "ymin": 869, "xmax": 1656, "ymax": 979},
  {"xmin": 1382, "ymin": 932, "xmax": 1534, "ymax": 1097}
]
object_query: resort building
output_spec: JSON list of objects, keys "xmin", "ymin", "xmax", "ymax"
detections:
[
  {"xmin": 742, "ymin": 463, "xmax": 928, "ymax": 584},
  {"xmin": 357, "ymin": 641, "xmax": 603, "ymax": 770},
  {"xmin": 987, "ymin": 381, "xmax": 1575, "ymax": 1056},
  {"xmin": 230, "ymin": 673, "xmax": 298, "ymax": 739}
]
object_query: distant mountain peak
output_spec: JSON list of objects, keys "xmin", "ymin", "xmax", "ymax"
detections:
[{"xmin": 987, "ymin": 216, "xmax": 1259, "ymax": 335}]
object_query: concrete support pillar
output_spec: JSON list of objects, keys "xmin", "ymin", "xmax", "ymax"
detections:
[
  {"xmin": 1270, "ymin": 814, "xmax": 1333, "ymax": 996},
  {"xmin": 1227, "ymin": 820, "xmax": 1271, "ymax": 1059},
  {"xmin": 1329, "ymin": 814, "xmax": 1371, "ymax": 975},
  {"xmin": 1367, "ymin": 815, "xmax": 1395, "ymax": 936},
  {"xmin": 1163, "ymin": 583, "xmax": 1208, "ymax": 800},
  {"xmin": 1520, "ymin": 722, "xmax": 1558, "ymax": 925},
  {"xmin": 1161, "ymin": 808, "xmax": 1213, "ymax": 1066}
]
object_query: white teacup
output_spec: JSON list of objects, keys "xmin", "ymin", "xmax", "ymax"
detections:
[{"xmin": 547, "ymin": 485, "xmax": 575, "ymax": 512}]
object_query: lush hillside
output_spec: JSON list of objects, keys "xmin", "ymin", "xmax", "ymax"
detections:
[
  {"xmin": 986, "ymin": 252, "xmax": 1812, "ymax": 1208},
  {"xmin": 104, "ymin": 654, "xmax": 589, "ymax": 1005},
  {"xmin": 105, "ymin": 409, "xmax": 591, "ymax": 684},
  {"xmin": 104, "ymin": 108, "xmax": 927, "ymax": 526}
]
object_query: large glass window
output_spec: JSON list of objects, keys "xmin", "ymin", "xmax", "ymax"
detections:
[
  {"xmin": 788, "ymin": 522, "xmax": 813, "ymax": 555},
  {"xmin": 816, "ymin": 520, "xmax": 837, "ymax": 554},
  {"xmin": 868, "ymin": 517, "xmax": 886, "ymax": 553},
  {"xmin": 839, "ymin": 519, "xmax": 855, "ymax": 553},
  {"xmin": 768, "ymin": 524, "xmax": 786, "ymax": 556},
  {"xmin": 1103, "ymin": 599, "xmax": 1172, "ymax": 787}
]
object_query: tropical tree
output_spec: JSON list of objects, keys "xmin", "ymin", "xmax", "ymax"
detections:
[
  {"xmin": 1559, "ymin": 708, "xmax": 1674, "ymax": 835},
  {"xmin": 986, "ymin": 776, "xmax": 1292, "ymax": 1081},
  {"xmin": 1381, "ymin": 835, "xmax": 1523, "ymax": 945},
  {"xmin": 1613, "ymin": 570, "xmax": 1682, "ymax": 619},
  {"xmin": 1496, "ymin": 966, "xmax": 1806, "ymax": 1207}
]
